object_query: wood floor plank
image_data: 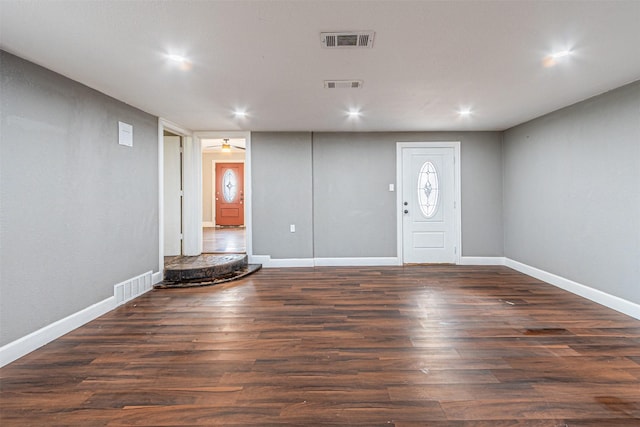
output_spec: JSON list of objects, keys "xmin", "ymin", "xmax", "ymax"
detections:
[{"xmin": 1, "ymin": 265, "xmax": 639, "ymax": 425}]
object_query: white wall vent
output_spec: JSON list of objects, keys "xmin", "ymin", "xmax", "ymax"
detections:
[
  {"xmin": 324, "ymin": 80, "xmax": 363, "ymax": 89},
  {"xmin": 320, "ymin": 31, "xmax": 375, "ymax": 48},
  {"xmin": 114, "ymin": 271, "xmax": 153, "ymax": 306}
]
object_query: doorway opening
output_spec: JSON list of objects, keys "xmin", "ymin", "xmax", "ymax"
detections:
[
  {"xmin": 201, "ymin": 137, "xmax": 246, "ymax": 254},
  {"xmin": 163, "ymin": 130, "xmax": 183, "ymax": 261}
]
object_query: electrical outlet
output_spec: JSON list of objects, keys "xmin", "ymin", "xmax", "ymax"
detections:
[{"xmin": 290, "ymin": 224, "xmax": 296, "ymax": 233}]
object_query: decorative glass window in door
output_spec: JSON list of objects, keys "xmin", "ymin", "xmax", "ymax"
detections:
[
  {"xmin": 417, "ymin": 161, "xmax": 439, "ymax": 218},
  {"xmin": 222, "ymin": 169, "xmax": 237, "ymax": 202}
]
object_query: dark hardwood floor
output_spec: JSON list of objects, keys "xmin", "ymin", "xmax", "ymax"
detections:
[{"xmin": 1, "ymin": 266, "xmax": 639, "ymax": 426}]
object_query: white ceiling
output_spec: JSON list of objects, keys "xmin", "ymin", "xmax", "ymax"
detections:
[{"xmin": 1, "ymin": 1, "xmax": 639, "ymax": 132}]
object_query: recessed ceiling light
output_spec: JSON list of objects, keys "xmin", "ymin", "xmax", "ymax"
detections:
[
  {"xmin": 234, "ymin": 110, "xmax": 247, "ymax": 118},
  {"xmin": 167, "ymin": 54, "xmax": 186, "ymax": 62},
  {"xmin": 542, "ymin": 49, "xmax": 573, "ymax": 67},
  {"xmin": 347, "ymin": 109, "xmax": 361, "ymax": 118},
  {"xmin": 166, "ymin": 53, "xmax": 192, "ymax": 71},
  {"xmin": 458, "ymin": 108, "xmax": 472, "ymax": 117}
]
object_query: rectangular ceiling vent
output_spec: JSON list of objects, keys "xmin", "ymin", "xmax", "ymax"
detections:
[
  {"xmin": 320, "ymin": 31, "xmax": 375, "ymax": 48},
  {"xmin": 324, "ymin": 80, "xmax": 363, "ymax": 89}
]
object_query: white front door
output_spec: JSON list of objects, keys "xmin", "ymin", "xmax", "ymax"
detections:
[{"xmin": 401, "ymin": 146, "xmax": 457, "ymax": 263}]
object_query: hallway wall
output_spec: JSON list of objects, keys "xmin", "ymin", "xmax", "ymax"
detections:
[{"xmin": 0, "ymin": 52, "xmax": 159, "ymax": 346}]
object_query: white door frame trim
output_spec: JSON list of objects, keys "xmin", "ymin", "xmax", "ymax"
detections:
[
  {"xmin": 182, "ymin": 135, "xmax": 203, "ymax": 256},
  {"xmin": 158, "ymin": 119, "xmax": 193, "ymax": 281},
  {"xmin": 396, "ymin": 141, "xmax": 461, "ymax": 264},
  {"xmin": 195, "ymin": 131, "xmax": 252, "ymax": 258}
]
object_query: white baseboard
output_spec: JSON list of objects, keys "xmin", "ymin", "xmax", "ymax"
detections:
[
  {"xmin": 268, "ymin": 258, "xmax": 315, "ymax": 268},
  {"xmin": 249, "ymin": 255, "xmax": 314, "ymax": 268},
  {"xmin": 250, "ymin": 255, "xmax": 401, "ymax": 268},
  {"xmin": 202, "ymin": 221, "xmax": 214, "ymax": 228},
  {"xmin": 0, "ymin": 296, "xmax": 116, "ymax": 367},
  {"xmin": 0, "ymin": 271, "xmax": 155, "ymax": 368},
  {"xmin": 314, "ymin": 257, "xmax": 401, "ymax": 267},
  {"xmin": 505, "ymin": 258, "xmax": 640, "ymax": 320},
  {"xmin": 459, "ymin": 256, "xmax": 506, "ymax": 266},
  {"xmin": 248, "ymin": 254, "xmax": 270, "ymax": 265},
  {"xmin": 152, "ymin": 271, "xmax": 163, "ymax": 285}
]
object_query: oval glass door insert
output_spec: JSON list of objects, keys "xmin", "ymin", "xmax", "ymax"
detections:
[
  {"xmin": 417, "ymin": 161, "xmax": 439, "ymax": 218},
  {"xmin": 222, "ymin": 169, "xmax": 237, "ymax": 202}
]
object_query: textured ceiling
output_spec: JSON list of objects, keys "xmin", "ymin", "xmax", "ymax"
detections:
[{"xmin": 1, "ymin": 0, "xmax": 639, "ymax": 132}]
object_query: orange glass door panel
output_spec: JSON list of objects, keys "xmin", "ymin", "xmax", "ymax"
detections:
[{"xmin": 215, "ymin": 163, "xmax": 244, "ymax": 226}]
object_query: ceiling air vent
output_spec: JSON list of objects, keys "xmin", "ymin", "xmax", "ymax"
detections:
[
  {"xmin": 324, "ymin": 80, "xmax": 363, "ymax": 89},
  {"xmin": 320, "ymin": 31, "xmax": 375, "ymax": 48}
]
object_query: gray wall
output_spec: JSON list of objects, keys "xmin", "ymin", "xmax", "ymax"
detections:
[
  {"xmin": 251, "ymin": 132, "xmax": 314, "ymax": 258},
  {"xmin": 0, "ymin": 51, "xmax": 159, "ymax": 346},
  {"xmin": 503, "ymin": 81, "xmax": 640, "ymax": 304},
  {"xmin": 251, "ymin": 131, "xmax": 503, "ymax": 259},
  {"xmin": 313, "ymin": 133, "xmax": 396, "ymax": 257}
]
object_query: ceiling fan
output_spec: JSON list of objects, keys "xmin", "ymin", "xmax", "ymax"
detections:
[{"xmin": 206, "ymin": 138, "xmax": 245, "ymax": 152}]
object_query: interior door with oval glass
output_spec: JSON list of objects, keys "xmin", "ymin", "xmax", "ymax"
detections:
[
  {"xmin": 215, "ymin": 163, "xmax": 244, "ymax": 226},
  {"xmin": 402, "ymin": 147, "xmax": 456, "ymax": 263}
]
